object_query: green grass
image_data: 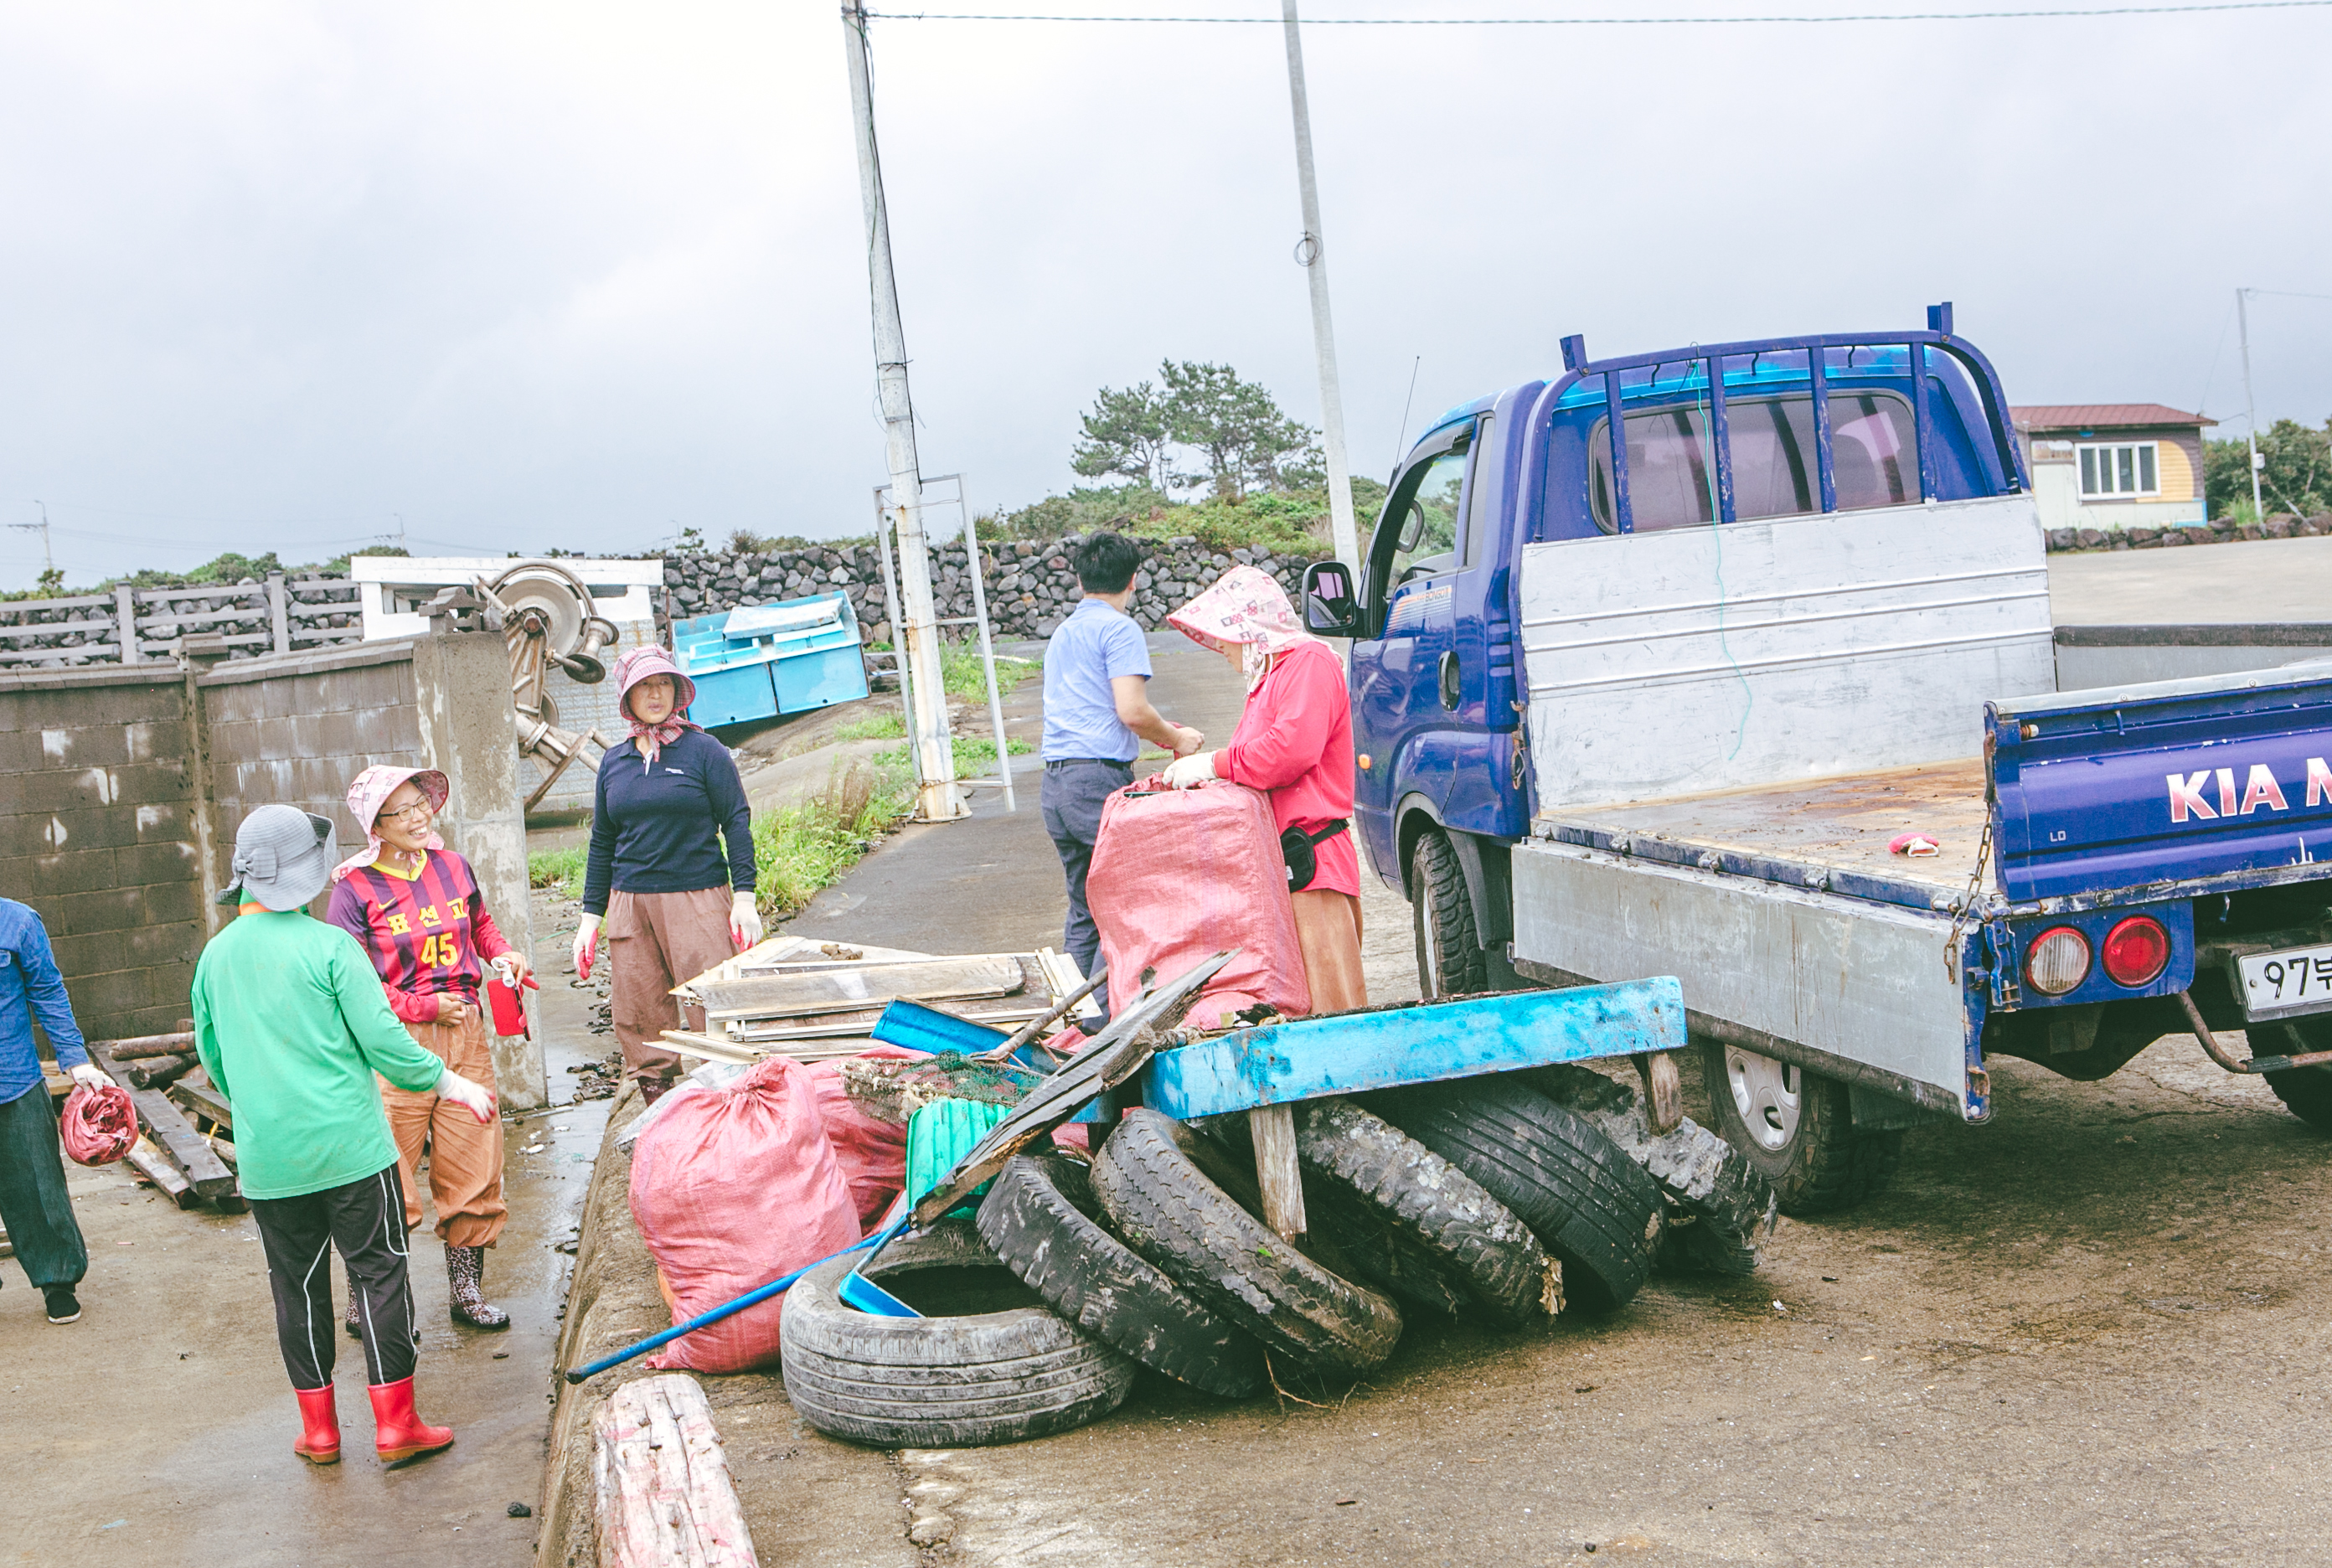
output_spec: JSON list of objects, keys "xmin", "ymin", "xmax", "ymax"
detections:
[
  {"xmin": 942, "ymin": 642, "xmax": 1040, "ymax": 700},
  {"xmin": 528, "ymin": 846, "xmax": 587, "ymax": 899},
  {"xmin": 751, "ymin": 765, "xmax": 913, "ymax": 916},
  {"xmin": 834, "ymin": 711, "xmax": 906, "ymax": 742},
  {"xmin": 870, "ymin": 733, "xmax": 1032, "ymax": 775}
]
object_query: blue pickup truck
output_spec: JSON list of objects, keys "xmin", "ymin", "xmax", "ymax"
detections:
[{"xmin": 1301, "ymin": 307, "xmax": 2332, "ymax": 1213}]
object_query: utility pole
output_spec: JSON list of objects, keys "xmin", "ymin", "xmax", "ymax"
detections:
[
  {"xmin": 2237, "ymin": 287, "xmax": 2268, "ymax": 525},
  {"xmin": 843, "ymin": 1, "xmax": 961, "ymax": 822},
  {"xmin": 11, "ymin": 502, "xmax": 53, "ymax": 588},
  {"xmin": 1280, "ymin": 1, "xmax": 1360, "ymax": 571}
]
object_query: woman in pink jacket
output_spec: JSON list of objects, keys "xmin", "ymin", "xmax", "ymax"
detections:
[{"xmin": 1162, "ymin": 566, "xmax": 1365, "ymax": 1012}]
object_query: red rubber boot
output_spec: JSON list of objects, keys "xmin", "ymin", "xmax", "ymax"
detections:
[
  {"xmin": 367, "ymin": 1376, "xmax": 455, "ymax": 1467},
  {"xmin": 293, "ymin": 1385, "xmax": 341, "ymax": 1466}
]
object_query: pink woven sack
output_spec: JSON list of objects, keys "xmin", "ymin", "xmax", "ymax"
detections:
[
  {"xmin": 629, "ymin": 1055, "xmax": 863, "ymax": 1373},
  {"xmin": 1086, "ymin": 778, "xmax": 1310, "ymax": 1031},
  {"xmin": 61, "ymin": 1082, "xmax": 137, "ymax": 1167}
]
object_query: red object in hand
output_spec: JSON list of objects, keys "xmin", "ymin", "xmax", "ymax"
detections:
[
  {"xmin": 485, "ymin": 973, "xmax": 539, "ymax": 1038},
  {"xmin": 62, "ymin": 1081, "xmax": 137, "ymax": 1166}
]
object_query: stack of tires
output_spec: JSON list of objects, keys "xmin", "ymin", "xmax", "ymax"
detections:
[{"xmin": 781, "ymin": 1068, "xmax": 1774, "ymax": 1449}]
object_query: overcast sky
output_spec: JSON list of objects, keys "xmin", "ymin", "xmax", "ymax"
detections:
[{"xmin": 3, "ymin": 1, "xmax": 2326, "ymax": 591}]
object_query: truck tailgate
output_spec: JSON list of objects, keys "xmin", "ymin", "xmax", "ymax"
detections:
[{"xmin": 1990, "ymin": 659, "xmax": 2332, "ymax": 902}]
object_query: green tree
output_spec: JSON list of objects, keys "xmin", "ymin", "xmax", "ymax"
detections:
[
  {"xmin": 2205, "ymin": 418, "xmax": 2332, "ymax": 521},
  {"xmin": 1158, "ymin": 360, "xmax": 1320, "ymax": 504},
  {"xmin": 1071, "ymin": 381, "xmax": 1174, "ymax": 492}
]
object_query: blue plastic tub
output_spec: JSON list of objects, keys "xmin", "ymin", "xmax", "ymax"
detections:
[{"xmin": 673, "ymin": 591, "xmax": 869, "ymax": 729}]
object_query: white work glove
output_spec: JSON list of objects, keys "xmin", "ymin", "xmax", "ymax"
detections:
[
  {"xmin": 1161, "ymin": 750, "xmax": 1219, "ymax": 790},
  {"xmin": 1168, "ymin": 725, "xmax": 1205, "ymax": 758},
  {"xmin": 492, "ymin": 951, "xmax": 533, "ymax": 988},
  {"xmin": 572, "ymin": 913, "xmax": 602, "ymax": 981},
  {"xmin": 436, "ymin": 1066, "xmax": 498, "ymax": 1125},
  {"xmin": 730, "ymin": 890, "xmax": 765, "ymax": 952},
  {"xmin": 68, "ymin": 1062, "xmax": 111, "ymax": 1092}
]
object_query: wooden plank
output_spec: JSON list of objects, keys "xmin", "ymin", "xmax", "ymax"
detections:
[
  {"xmin": 1636, "ymin": 1050, "xmax": 1684, "ymax": 1135},
  {"xmin": 1249, "ymin": 1103, "xmax": 1307, "ymax": 1240},
  {"xmin": 695, "ymin": 957, "xmax": 1024, "ymax": 1023},
  {"xmin": 1140, "ymin": 977, "xmax": 1686, "ymax": 1120},
  {"xmin": 169, "ymin": 1080, "xmax": 234, "ymax": 1132},
  {"xmin": 592, "ymin": 1374, "xmax": 759, "ymax": 1568},
  {"xmin": 126, "ymin": 1137, "xmax": 203, "ymax": 1210},
  {"xmin": 86, "ymin": 1043, "xmax": 238, "ymax": 1199},
  {"xmin": 97, "ymin": 1030, "xmax": 196, "ymax": 1061}
]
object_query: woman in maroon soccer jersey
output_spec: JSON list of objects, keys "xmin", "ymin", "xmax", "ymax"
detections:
[{"xmin": 325, "ymin": 764, "xmax": 531, "ymax": 1330}]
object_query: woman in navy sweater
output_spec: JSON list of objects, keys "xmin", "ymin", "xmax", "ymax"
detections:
[{"xmin": 573, "ymin": 646, "xmax": 762, "ymax": 1101}]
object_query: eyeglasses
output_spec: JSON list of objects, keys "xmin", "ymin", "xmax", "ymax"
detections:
[{"xmin": 380, "ymin": 801, "xmax": 434, "ymax": 824}]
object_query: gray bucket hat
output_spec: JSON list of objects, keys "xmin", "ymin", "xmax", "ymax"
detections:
[{"xmin": 219, "ymin": 804, "xmax": 338, "ymax": 910}]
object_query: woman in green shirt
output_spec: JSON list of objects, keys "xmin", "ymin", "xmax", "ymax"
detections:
[{"xmin": 191, "ymin": 805, "xmax": 495, "ymax": 1468}]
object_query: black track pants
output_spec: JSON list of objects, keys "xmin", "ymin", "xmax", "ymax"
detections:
[{"xmin": 249, "ymin": 1164, "xmax": 415, "ymax": 1390}]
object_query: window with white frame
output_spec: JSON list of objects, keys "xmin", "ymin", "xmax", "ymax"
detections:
[{"xmin": 2077, "ymin": 441, "xmax": 2159, "ymax": 498}]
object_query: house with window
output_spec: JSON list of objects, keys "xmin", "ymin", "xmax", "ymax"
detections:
[{"xmin": 2010, "ymin": 404, "xmax": 2215, "ymax": 536}]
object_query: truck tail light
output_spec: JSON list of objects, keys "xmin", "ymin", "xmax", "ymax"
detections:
[
  {"xmin": 2025, "ymin": 926, "xmax": 2091, "ymax": 996},
  {"xmin": 2101, "ymin": 916, "xmax": 2170, "ymax": 988}
]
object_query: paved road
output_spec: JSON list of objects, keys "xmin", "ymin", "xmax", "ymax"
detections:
[
  {"xmin": 2, "ymin": 898, "xmax": 611, "ymax": 1568},
  {"xmin": 2050, "ymin": 536, "xmax": 2332, "ymax": 623}
]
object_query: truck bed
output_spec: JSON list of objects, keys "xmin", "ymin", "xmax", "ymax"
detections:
[{"xmin": 1536, "ymin": 760, "xmax": 1991, "ymax": 914}]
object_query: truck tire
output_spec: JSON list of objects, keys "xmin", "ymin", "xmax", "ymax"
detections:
[
  {"xmin": 1411, "ymin": 828, "xmax": 1487, "ymax": 999},
  {"xmin": 976, "ymin": 1151, "xmax": 1267, "ymax": 1397},
  {"xmin": 2264, "ymin": 1065, "xmax": 2332, "ymax": 1130},
  {"xmin": 1359, "ymin": 1076, "xmax": 1664, "ymax": 1311},
  {"xmin": 1091, "ymin": 1108, "xmax": 1404, "ymax": 1373},
  {"xmin": 780, "ymin": 1218, "xmax": 1138, "ymax": 1449},
  {"xmin": 1525, "ymin": 1062, "xmax": 1776, "ymax": 1277},
  {"xmin": 1700, "ymin": 1042, "xmax": 1901, "ymax": 1216},
  {"xmin": 1215, "ymin": 1099, "xmax": 1561, "ymax": 1326}
]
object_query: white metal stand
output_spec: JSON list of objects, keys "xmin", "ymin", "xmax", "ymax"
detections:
[{"xmin": 871, "ymin": 474, "xmax": 1016, "ymax": 814}]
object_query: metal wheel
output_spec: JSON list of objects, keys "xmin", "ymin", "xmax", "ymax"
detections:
[
  {"xmin": 1721, "ymin": 1046, "xmax": 1802, "ymax": 1153},
  {"xmin": 1699, "ymin": 1041, "xmax": 1901, "ymax": 1216}
]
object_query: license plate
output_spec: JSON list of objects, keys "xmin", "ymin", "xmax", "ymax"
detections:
[{"xmin": 2234, "ymin": 945, "xmax": 2332, "ymax": 1021}]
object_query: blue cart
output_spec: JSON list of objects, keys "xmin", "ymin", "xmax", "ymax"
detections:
[{"xmin": 673, "ymin": 591, "xmax": 869, "ymax": 729}]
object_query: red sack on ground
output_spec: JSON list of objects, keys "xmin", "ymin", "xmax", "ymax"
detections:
[
  {"xmin": 1086, "ymin": 778, "xmax": 1310, "ymax": 1031},
  {"xmin": 629, "ymin": 1055, "xmax": 863, "ymax": 1374},
  {"xmin": 61, "ymin": 1082, "xmax": 137, "ymax": 1167},
  {"xmin": 804, "ymin": 1049, "xmax": 916, "ymax": 1235}
]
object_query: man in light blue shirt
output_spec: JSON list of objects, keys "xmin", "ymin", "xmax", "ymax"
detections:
[
  {"xmin": 1, "ymin": 897, "xmax": 111, "ymax": 1325},
  {"xmin": 1040, "ymin": 533, "xmax": 1201, "ymax": 1013}
]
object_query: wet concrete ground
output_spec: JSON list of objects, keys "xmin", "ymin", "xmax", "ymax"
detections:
[{"xmin": 0, "ymin": 895, "xmax": 611, "ymax": 1568}]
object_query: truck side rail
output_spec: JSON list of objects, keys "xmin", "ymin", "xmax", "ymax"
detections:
[{"xmin": 1989, "ymin": 659, "xmax": 2332, "ymax": 903}]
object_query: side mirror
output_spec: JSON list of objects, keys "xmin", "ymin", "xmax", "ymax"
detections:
[
  {"xmin": 1397, "ymin": 502, "xmax": 1426, "ymax": 553},
  {"xmin": 1302, "ymin": 560, "xmax": 1359, "ymax": 637}
]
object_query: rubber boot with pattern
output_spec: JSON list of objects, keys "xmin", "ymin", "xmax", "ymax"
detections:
[
  {"xmin": 367, "ymin": 1376, "xmax": 454, "ymax": 1466},
  {"xmin": 446, "ymin": 1245, "xmax": 510, "ymax": 1329}
]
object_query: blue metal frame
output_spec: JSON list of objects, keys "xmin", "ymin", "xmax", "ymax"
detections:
[{"xmin": 1138, "ymin": 977, "xmax": 1683, "ymax": 1119}]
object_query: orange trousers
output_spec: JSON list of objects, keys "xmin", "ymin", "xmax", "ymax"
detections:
[
  {"xmin": 606, "ymin": 885, "xmax": 739, "ymax": 1094},
  {"xmin": 379, "ymin": 1010, "xmax": 507, "ymax": 1248},
  {"xmin": 1292, "ymin": 889, "xmax": 1367, "ymax": 1014}
]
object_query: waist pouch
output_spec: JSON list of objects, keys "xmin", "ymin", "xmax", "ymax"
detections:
[{"xmin": 1280, "ymin": 819, "xmax": 1350, "ymax": 893}]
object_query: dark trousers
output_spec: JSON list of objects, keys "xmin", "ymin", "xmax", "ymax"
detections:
[
  {"xmin": 0, "ymin": 1084, "xmax": 87, "ymax": 1292},
  {"xmin": 1040, "ymin": 758, "xmax": 1133, "ymax": 1015},
  {"xmin": 250, "ymin": 1164, "xmax": 416, "ymax": 1390}
]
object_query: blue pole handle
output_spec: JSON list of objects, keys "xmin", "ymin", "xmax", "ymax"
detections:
[{"xmin": 560, "ymin": 1230, "xmax": 882, "ymax": 1385}]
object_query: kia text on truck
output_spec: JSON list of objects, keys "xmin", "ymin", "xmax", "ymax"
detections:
[{"xmin": 1303, "ymin": 306, "xmax": 2332, "ymax": 1212}]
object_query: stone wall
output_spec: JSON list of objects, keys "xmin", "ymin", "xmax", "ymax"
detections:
[{"xmin": 2046, "ymin": 512, "xmax": 2332, "ymax": 552}]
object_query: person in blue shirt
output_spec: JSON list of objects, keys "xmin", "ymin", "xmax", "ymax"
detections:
[
  {"xmin": 0, "ymin": 897, "xmax": 111, "ymax": 1326},
  {"xmin": 1039, "ymin": 533, "xmax": 1203, "ymax": 1014}
]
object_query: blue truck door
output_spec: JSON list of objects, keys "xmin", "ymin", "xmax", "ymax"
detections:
[{"xmin": 1350, "ymin": 420, "xmax": 1478, "ymax": 879}]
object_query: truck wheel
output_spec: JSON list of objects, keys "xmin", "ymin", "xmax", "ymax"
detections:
[
  {"xmin": 1411, "ymin": 828, "xmax": 1486, "ymax": 999},
  {"xmin": 1700, "ymin": 1043, "xmax": 1901, "ymax": 1216},
  {"xmin": 2264, "ymin": 1065, "xmax": 2332, "ymax": 1130}
]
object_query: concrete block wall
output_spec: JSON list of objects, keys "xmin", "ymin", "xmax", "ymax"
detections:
[{"xmin": 0, "ymin": 668, "xmax": 205, "ymax": 1042}]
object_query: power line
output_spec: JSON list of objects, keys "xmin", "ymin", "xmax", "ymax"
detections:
[{"xmin": 866, "ymin": 1, "xmax": 2332, "ymax": 21}]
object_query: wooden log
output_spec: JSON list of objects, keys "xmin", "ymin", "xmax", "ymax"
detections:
[
  {"xmin": 1249, "ymin": 1102, "xmax": 1308, "ymax": 1241},
  {"xmin": 128, "ymin": 1054, "xmax": 196, "ymax": 1091},
  {"xmin": 99, "ymin": 1030, "xmax": 196, "ymax": 1061},
  {"xmin": 1635, "ymin": 1050, "xmax": 1684, "ymax": 1136},
  {"xmin": 169, "ymin": 1080, "xmax": 235, "ymax": 1132},
  {"xmin": 85, "ymin": 1044, "xmax": 238, "ymax": 1199},
  {"xmin": 126, "ymin": 1137, "xmax": 203, "ymax": 1211},
  {"xmin": 592, "ymin": 1373, "xmax": 759, "ymax": 1568}
]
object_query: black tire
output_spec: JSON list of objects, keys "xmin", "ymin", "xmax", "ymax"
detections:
[
  {"xmin": 1700, "ymin": 1041, "xmax": 1901, "ymax": 1216},
  {"xmin": 1359, "ymin": 1076, "xmax": 1664, "ymax": 1311},
  {"xmin": 1091, "ymin": 1108, "xmax": 1403, "ymax": 1373},
  {"xmin": 1411, "ymin": 828, "xmax": 1486, "ymax": 1000},
  {"xmin": 2265, "ymin": 1065, "xmax": 2332, "ymax": 1130},
  {"xmin": 1527, "ymin": 1063, "xmax": 1775, "ymax": 1277},
  {"xmin": 976, "ymin": 1152, "xmax": 1267, "ymax": 1397},
  {"xmin": 780, "ymin": 1218, "xmax": 1138, "ymax": 1449},
  {"xmin": 1289, "ymin": 1099, "xmax": 1561, "ymax": 1326}
]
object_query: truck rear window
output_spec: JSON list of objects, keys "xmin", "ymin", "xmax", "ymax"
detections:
[{"xmin": 1588, "ymin": 391, "xmax": 1917, "ymax": 531}]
